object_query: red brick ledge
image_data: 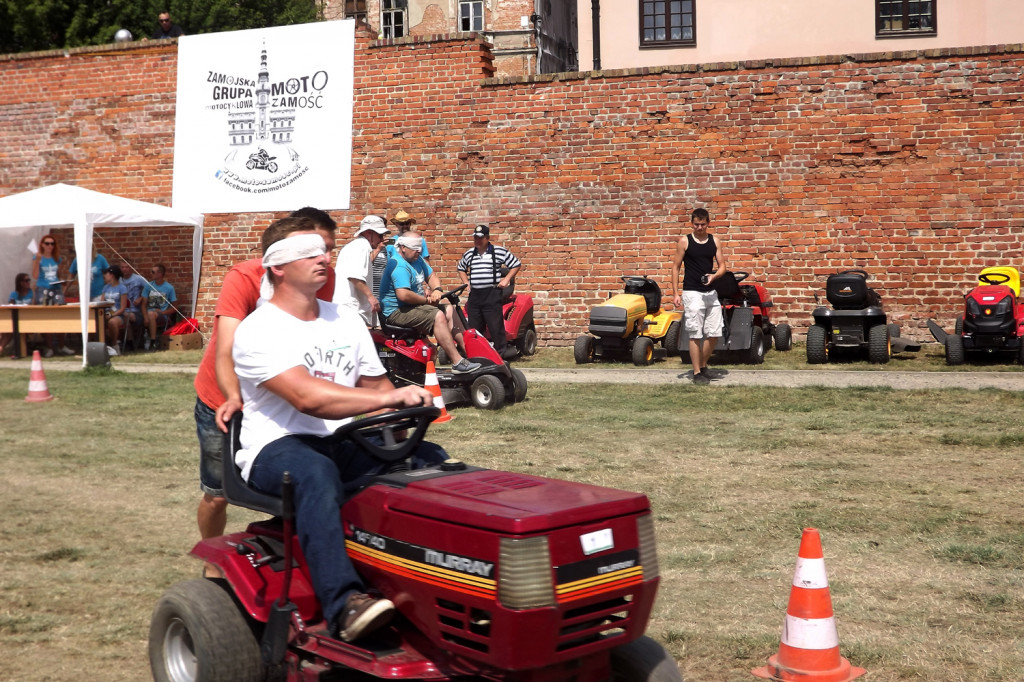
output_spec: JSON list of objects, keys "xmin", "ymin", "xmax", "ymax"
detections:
[{"xmin": 0, "ymin": 38, "xmax": 176, "ymax": 62}]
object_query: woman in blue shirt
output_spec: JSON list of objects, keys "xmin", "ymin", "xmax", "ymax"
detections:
[{"xmin": 32, "ymin": 234, "xmax": 64, "ymax": 304}]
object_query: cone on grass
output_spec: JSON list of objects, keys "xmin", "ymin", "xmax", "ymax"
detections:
[
  {"xmin": 752, "ymin": 528, "xmax": 865, "ymax": 682},
  {"xmin": 25, "ymin": 350, "xmax": 54, "ymax": 402},
  {"xmin": 424, "ymin": 360, "xmax": 452, "ymax": 423}
]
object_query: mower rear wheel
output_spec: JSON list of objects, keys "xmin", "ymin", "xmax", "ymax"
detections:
[
  {"xmin": 806, "ymin": 325, "xmax": 829, "ymax": 364},
  {"xmin": 773, "ymin": 323, "xmax": 793, "ymax": 351},
  {"xmin": 868, "ymin": 323, "xmax": 890, "ymax": 364},
  {"xmin": 632, "ymin": 337, "xmax": 655, "ymax": 366},
  {"xmin": 517, "ymin": 325, "xmax": 538, "ymax": 356},
  {"xmin": 744, "ymin": 327, "xmax": 765, "ymax": 364},
  {"xmin": 954, "ymin": 317, "xmax": 964, "ymax": 335},
  {"xmin": 945, "ymin": 334, "xmax": 965, "ymax": 365},
  {"xmin": 610, "ymin": 635, "xmax": 684, "ymax": 682},
  {"xmin": 574, "ymin": 335, "xmax": 595, "ymax": 364},
  {"xmin": 149, "ymin": 579, "xmax": 263, "ymax": 682},
  {"xmin": 664, "ymin": 321, "xmax": 681, "ymax": 357},
  {"xmin": 436, "ymin": 347, "xmax": 450, "ymax": 366},
  {"xmin": 510, "ymin": 367, "xmax": 528, "ymax": 403},
  {"xmin": 470, "ymin": 374, "xmax": 506, "ymax": 410}
]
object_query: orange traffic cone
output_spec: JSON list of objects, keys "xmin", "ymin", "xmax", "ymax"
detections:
[
  {"xmin": 752, "ymin": 528, "xmax": 865, "ymax": 682},
  {"xmin": 25, "ymin": 350, "xmax": 55, "ymax": 402},
  {"xmin": 424, "ymin": 360, "xmax": 452, "ymax": 423}
]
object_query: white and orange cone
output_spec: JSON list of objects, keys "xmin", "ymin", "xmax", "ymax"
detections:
[
  {"xmin": 424, "ymin": 360, "xmax": 452, "ymax": 423},
  {"xmin": 25, "ymin": 350, "xmax": 54, "ymax": 402},
  {"xmin": 752, "ymin": 528, "xmax": 865, "ymax": 682}
]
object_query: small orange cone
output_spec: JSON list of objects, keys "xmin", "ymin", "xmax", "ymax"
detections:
[
  {"xmin": 25, "ymin": 350, "xmax": 55, "ymax": 402},
  {"xmin": 752, "ymin": 528, "xmax": 865, "ymax": 682},
  {"xmin": 424, "ymin": 360, "xmax": 452, "ymax": 423}
]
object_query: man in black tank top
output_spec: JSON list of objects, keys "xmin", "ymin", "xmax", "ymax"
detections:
[{"xmin": 670, "ymin": 208, "xmax": 728, "ymax": 384}]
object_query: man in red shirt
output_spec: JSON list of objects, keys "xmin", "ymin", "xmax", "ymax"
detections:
[{"xmin": 193, "ymin": 208, "xmax": 337, "ymax": 578}]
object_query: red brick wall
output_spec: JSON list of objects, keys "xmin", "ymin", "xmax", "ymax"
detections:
[{"xmin": 2, "ymin": 37, "xmax": 1023, "ymax": 344}]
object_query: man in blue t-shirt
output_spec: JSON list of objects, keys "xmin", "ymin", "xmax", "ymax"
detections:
[
  {"xmin": 70, "ymin": 252, "xmax": 110, "ymax": 300},
  {"xmin": 378, "ymin": 232, "xmax": 479, "ymax": 374},
  {"xmin": 143, "ymin": 263, "xmax": 177, "ymax": 351}
]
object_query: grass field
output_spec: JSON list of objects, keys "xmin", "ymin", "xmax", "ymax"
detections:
[{"xmin": 1, "ymin": 365, "xmax": 1022, "ymax": 681}]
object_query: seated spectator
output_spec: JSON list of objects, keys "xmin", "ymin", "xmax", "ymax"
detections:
[
  {"xmin": 69, "ymin": 252, "xmax": 110, "ymax": 301},
  {"xmin": 143, "ymin": 263, "xmax": 177, "ymax": 350},
  {"xmin": 101, "ymin": 266, "xmax": 129, "ymax": 356},
  {"xmin": 120, "ymin": 260, "xmax": 148, "ymax": 348},
  {"xmin": 378, "ymin": 232, "xmax": 480, "ymax": 374},
  {"xmin": 2, "ymin": 273, "xmax": 33, "ymax": 354}
]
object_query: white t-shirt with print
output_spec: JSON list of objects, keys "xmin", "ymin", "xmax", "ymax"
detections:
[
  {"xmin": 233, "ymin": 300, "xmax": 386, "ymax": 480},
  {"xmin": 332, "ymin": 237, "xmax": 374, "ymax": 324}
]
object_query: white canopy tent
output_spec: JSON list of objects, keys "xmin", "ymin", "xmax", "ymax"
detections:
[{"xmin": 0, "ymin": 184, "xmax": 204, "ymax": 366}]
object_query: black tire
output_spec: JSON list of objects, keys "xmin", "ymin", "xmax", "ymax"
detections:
[
  {"xmin": 868, "ymin": 323, "xmax": 890, "ymax": 364},
  {"xmin": 574, "ymin": 335, "xmax": 595, "ymax": 364},
  {"xmin": 470, "ymin": 374, "xmax": 506, "ymax": 410},
  {"xmin": 267, "ymin": 162, "xmax": 278, "ymax": 173},
  {"xmin": 149, "ymin": 579, "xmax": 263, "ymax": 682},
  {"xmin": 436, "ymin": 347, "xmax": 450, "ymax": 366},
  {"xmin": 663, "ymin": 321, "xmax": 681, "ymax": 357},
  {"xmin": 510, "ymin": 367, "xmax": 528, "ymax": 403},
  {"xmin": 610, "ymin": 635, "xmax": 684, "ymax": 682},
  {"xmin": 954, "ymin": 317, "xmax": 964, "ymax": 335},
  {"xmin": 744, "ymin": 326, "xmax": 765, "ymax": 364},
  {"xmin": 773, "ymin": 323, "xmax": 793, "ymax": 351},
  {"xmin": 517, "ymin": 325, "xmax": 538, "ymax": 356},
  {"xmin": 887, "ymin": 323, "xmax": 900, "ymax": 339},
  {"xmin": 945, "ymin": 334, "xmax": 965, "ymax": 365},
  {"xmin": 806, "ymin": 325, "xmax": 829, "ymax": 364},
  {"xmin": 632, "ymin": 337, "xmax": 655, "ymax": 366},
  {"xmin": 1018, "ymin": 340, "xmax": 1024, "ymax": 366}
]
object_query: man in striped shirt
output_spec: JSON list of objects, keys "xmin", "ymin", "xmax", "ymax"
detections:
[{"xmin": 456, "ymin": 225, "xmax": 521, "ymax": 360}]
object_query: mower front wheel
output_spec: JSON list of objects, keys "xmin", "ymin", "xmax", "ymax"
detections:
[
  {"xmin": 744, "ymin": 327, "xmax": 765, "ymax": 364},
  {"xmin": 574, "ymin": 335, "xmax": 596, "ymax": 364},
  {"xmin": 773, "ymin": 323, "xmax": 793, "ymax": 351},
  {"xmin": 664, "ymin": 321, "xmax": 681, "ymax": 357},
  {"xmin": 806, "ymin": 325, "xmax": 829, "ymax": 364},
  {"xmin": 868, "ymin": 323, "xmax": 890, "ymax": 364},
  {"xmin": 632, "ymin": 337, "xmax": 655, "ymax": 366},
  {"xmin": 610, "ymin": 635, "xmax": 684, "ymax": 682},
  {"xmin": 470, "ymin": 374, "xmax": 506, "ymax": 410},
  {"xmin": 517, "ymin": 325, "xmax": 538, "ymax": 356},
  {"xmin": 510, "ymin": 368, "xmax": 528, "ymax": 403},
  {"xmin": 945, "ymin": 334, "xmax": 965, "ymax": 365},
  {"xmin": 149, "ymin": 579, "xmax": 263, "ymax": 682}
]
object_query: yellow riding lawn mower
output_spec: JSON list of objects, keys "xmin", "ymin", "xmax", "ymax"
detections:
[{"xmin": 574, "ymin": 275, "xmax": 682, "ymax": 366}]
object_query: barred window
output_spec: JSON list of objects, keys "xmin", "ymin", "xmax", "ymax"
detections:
[
  {"xmin": 640, "ymin": 0, "xmax": 695, "ymax": 48},
  {"xmin": 876, "ymin": 0, "xmax": 936, "ymax": 37}
]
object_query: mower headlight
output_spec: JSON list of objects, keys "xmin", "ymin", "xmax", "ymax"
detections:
[
  {"xmin": 637, "ymin": 514, "xmax": 660, "ymax": 581},
  {"xmin": 994, "ymin": 297, "xmax": 1012, "ymax": 316},
  {"xmin": 966, "ymin": 299, "xmax": 981, "ymax": 317},
  {"xmin": 498, "ymin": 537, "xmax": 555, "ymax": 609}
]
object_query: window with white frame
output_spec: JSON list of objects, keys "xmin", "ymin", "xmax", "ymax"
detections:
[
  {"xmin": 639, "ymin": 0, "xmax": 695, "ymax": 48},
  {"xmin": 460, "ymin": 1, "xmax": 484, "ymax": 32},
  {"xmin": 382, "ymin": 0, "xmax": 407, "ymax": 38}
]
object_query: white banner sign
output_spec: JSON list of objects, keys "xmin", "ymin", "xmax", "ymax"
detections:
[{"xmin": 172, "ymin": 21, "xmax": 354, "ymax": 213}]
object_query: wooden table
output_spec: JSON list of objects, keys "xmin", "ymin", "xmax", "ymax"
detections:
[{"xmin": 0, "ymin": 303, "xmax": 111, "ymax": 358}]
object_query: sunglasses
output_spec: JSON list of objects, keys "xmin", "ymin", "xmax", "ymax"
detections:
[{"xmin": 42, "ymin": 241, "xmax": 55, "ymax": 246}]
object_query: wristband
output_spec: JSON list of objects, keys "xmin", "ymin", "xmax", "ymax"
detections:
[{"xmin": 433, "ymin": 287, "xmax": 443, "ymax": 292}]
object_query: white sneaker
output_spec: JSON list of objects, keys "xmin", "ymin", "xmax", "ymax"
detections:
[
  {"xmin": 42, "ymin": 347, "xmax": 54, "ymax": 358},
  {"xmin": 58, "ymin": 345, "xmax": 75, "ymax": 356},
  {"xmin": 106, "ymin": 345, "xmax": 119, "ymax": 357}
]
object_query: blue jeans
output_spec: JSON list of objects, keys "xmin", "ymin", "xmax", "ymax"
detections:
[
  {"xmin": 194, "ymin": 398, "xmax": 224, "ymax": 496},
  {"xmin": 248, "ymin": 433, "xmax": 448, "ymax": 628}
]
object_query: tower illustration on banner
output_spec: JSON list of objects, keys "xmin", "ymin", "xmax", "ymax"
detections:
[{"xmin": 215, "ymin": 42, "xmax": 309, "ymax": 194}]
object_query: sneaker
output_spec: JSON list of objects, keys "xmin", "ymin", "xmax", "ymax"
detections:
[
  {"xmin": 452, "ymin": 358, "xmax": 481, "ymax": 374},
  {"xmin": 106, "ymin": 345, "xmax": 119, "ymax": 357},
  {"xmin": 677, "ymin": 369, "xmax": 694, "ymax": 380},
  {"xmin": 701, "ymin": 366, "xmax": 727, "ymax": 380},
  {"xmin": 336, "ymin": 593, "xmax": 395, "ymax": 642},
  {"xmin": 691, "ymin": 372, "xmax": 711, "ymax": 386},
  {"xmin": 58, "ymin": 345, "xmax": 75, "ymax": 356},
  {"xmin": 42, "ymin": 347, "xmax": 54, "ymax": 358},
  {"xmin": 143, "ymin": 339, "xmax": 152, "ymax": 351},
  {"xmin": 500, "ymin": 347, "xmax": 519, "ymax": 361}
]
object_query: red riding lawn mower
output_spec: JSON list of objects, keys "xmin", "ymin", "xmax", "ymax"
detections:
[
  {"xmin": 927, "ymin": 266, "xmax": 1024, "ymax": 365},
  {"xmin": 149, "ymin": 407, "xmax": 683, "ymax": 682},
  {"xmin": 374, "ymin": 285, "xmax": 527, "ymax": 410}
]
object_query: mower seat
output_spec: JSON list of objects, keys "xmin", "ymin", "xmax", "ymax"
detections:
[
  {"xmin": 978, "ymin": 266, "xmax": 1020, "ymax": 297},
  {"xmin": 380, "ymin": 319, "xmax": 422, "ymax": 342},
  {"xmin": 223, "ymin": 412, "xmax": 283, "ymax": 516},
  {"xmin": 623, "ymin": 277, "xmax": 662, "ymax": 315},
  {"xmin": 826, "ymin": 272, "xmax": 881, "ymax": 309},
  {"xmin": 712, "ymin": 272, "xmax": 742, "ymax": 302}
]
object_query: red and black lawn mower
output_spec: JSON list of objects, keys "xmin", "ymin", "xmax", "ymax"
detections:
[
  {"xmin": 148, "ymin": 408, "xmax": 682, "ymax": 682},
  {"xmin": 374, "ymin": 285, "xmax": 527, "ymax": 410},
  {"xmin": 927, "ymin": 266, "xmax": 1024, "ymax": 365}
]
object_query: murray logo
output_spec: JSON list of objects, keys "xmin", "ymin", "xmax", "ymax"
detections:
[
  {"xmin": 207, "ymin": 43, "xmax": 330, "ymax": 196},
  {"xmin": 425, "ymin": 550, "xmax": 495, "ymax": 577}
]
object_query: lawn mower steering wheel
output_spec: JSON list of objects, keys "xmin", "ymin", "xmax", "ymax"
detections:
[
  {"xmin": 440, "ymin": 284, "xmax": 468, "ymax": 304},
  {"xmin": 621, "ymin": 275, "xmax": 651, "ymax": 286},
  {"xmin": 732, "ymin": 271, "xmax": 750, "ymax": 283},
  {"xmin": 839, "ymin": 269, "xmax": 870, "ymax": 280},
  {"xmin": 332, "ymin": 406, "xmax": 440, "ymax": 463},
  {"xmin": 979, "ymin": 272, "xmax": 1011, "ymax": 286}
]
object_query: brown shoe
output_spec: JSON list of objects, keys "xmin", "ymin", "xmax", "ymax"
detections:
[{"xmin": 337, "ymin": 593, "xmax": 395, "ymax": 642}]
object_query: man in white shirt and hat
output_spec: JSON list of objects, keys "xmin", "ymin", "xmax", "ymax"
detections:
[{"xmin": 334, "ymin": 215, "xmax": 389, "ymax": 326}]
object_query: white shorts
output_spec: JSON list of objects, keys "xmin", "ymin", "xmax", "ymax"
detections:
[{"xmin": 682, "ymin": 290, "xmax": 723, "ymax": 339}]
